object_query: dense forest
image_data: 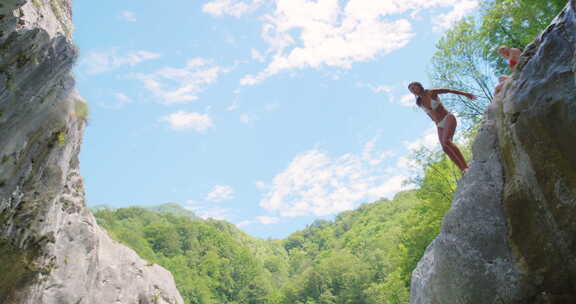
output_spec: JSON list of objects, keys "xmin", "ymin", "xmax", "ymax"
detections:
[
  {"xmin": 94, "ymin": 189, "xmax": 446, "ymax": 304},
  {"xmin": 94, "ymin": 141, "xmax": 464, "ymax": 304},
  {"xmin": 92, "ymin": 1, "xmax": 566, "ymax": 303}
]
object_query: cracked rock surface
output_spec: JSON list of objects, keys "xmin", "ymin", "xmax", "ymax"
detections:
[
  {"xmin": 410, "ymin": 1, "xmax": 576, "ymax": 303},
  {"xmin": 0, "ymin": 1, "xmax": 184, "ymax": 303}
]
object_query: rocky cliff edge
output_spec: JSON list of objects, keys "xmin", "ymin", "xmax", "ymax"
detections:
[
  {"xmin": 410, "ymin": 1, "xmax": 576, "ymax": 303},
  {"xmin": 0, "ymin": 1, "xmax": 184, "ymax": 303}
]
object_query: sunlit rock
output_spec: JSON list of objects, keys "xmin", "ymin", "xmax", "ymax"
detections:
[
  {"xmin": 0, "ymin": 1, "xmax": 184, "ymax": 303},
  {"xmin": 411, "ymin": 1, "xmax": 576, "ymax": 303}
]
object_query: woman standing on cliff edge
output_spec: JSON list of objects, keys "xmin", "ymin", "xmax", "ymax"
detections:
[{"xmin": 408, "ymin": 82, "xmax": 476, "ymax": 173}]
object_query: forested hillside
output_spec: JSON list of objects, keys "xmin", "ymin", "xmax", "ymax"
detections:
[
  {"xmin": 92, "ymin": 1, "xmax": 568, "ymax": 303},
  {"xmin": 93, "ymin": 144, "xmax": 462, "ymax": 304}
]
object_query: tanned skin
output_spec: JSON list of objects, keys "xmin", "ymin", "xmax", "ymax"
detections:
[
  {"xmin": 495, "ymin": 46, "xmax": 522, "ymax": 94},
  {"xmin": 408, "ymin": 82, "xmax": 476, "ymax": 173}
]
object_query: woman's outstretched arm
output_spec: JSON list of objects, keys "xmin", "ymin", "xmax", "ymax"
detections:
[{"xmin": 429, "ymin": 88, "xmax": 476, "ymax": 100}]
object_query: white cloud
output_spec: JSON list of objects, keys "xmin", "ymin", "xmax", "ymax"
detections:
[
  {"xmin": 119, "ymin": 11, "xmax": 137, "ymax": 22},
  {"xmin": 233, "ymin": 0, "xmax": 477, "ymax": 85},
  {"xmin": 256, "ymin": 130, "xmax": 443, "ymax": 219},
  {"xmin": 251, "ymin": 48, "xmax": 266, "ymax": 62},
  {"xmin": 240, "ymin": 74, "xmax": 261, "ymax": 86},
  {"xmin": 399, "ymin": 93, "xmax": 417, "ymax": 108},
  {"xmin": 397, "ymin": 127, "xmax": 439, "ymax": 171},
  {"xmin": 206, "ymin": 185, "xmax": 235, "ymax": 202},
  {"xmin": 237, "ymin": 220, "xmax": 255, "ymax": 227},
  {"xmin": 81, "ymin": 49, "xmax": 161, "ymax": 75},
  {"xmin": 203, "ymin": 0, "xmax": 263, "ymax": 17},
  {"xmin": 402, "ymin": 127, "xmax": 438, "ymax": 151},
  {"xmin": 362, "ymin": 140, "xmax": 395, "ymax": 165},
  {"xmin": 184, "ymin": 201, "xmax": 233, "ymax": 220},
  {"xmin": 160, "ymin": 111, "xmax": 214, "ymax": 132},
  {"xmin": 235, "ymin": 215, "xmax": 280, "ymax": 228},
  {"xmin": 372, "ymin": 86, "xmax": 393, "ymax": 94},
  {"xmin": 99, "ymin": 92, "xmax": 134, "ymax": 109},
  {"xmin": 256, "ymin": 216, "xmax": 281, "ymax": 224},
  {"xmin": 433, "ymin": 0, "xmax": 479, "ymax": 31},
  {"xmin": 358, "ymin": 81, "xmax": 417, "ymax": 108},
  {"xmin": 114, "ymin": 92, "xmax": 132, "ymax": 105},
  {"xmin": 356, "ymin": 82, "xmax": 393, "ymax": 94},
  {"xmin": 133, "ymin": 58, "xmax": 227, "ymax": 105},
  {"xmin": 198, "ymin": 207, "xmax": 232, "ymax": 220},
  {"xmin": 111, "ymin": 92, "xmax": 133, "ymax": 109},
  {"xmin": 259, "ymin": 139, "xmax": 405, "ymax": 217},
  {"xmin": 365, "ymin": 175, "xmax": 406, "ymax": 198}
]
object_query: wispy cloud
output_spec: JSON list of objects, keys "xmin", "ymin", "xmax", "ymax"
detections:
[
  {"xmin": 159, "ymin": 111, "xmax": 214, "ymax": 132},
  {"xmin": 257, "ymin": 126, "xmax": 444, "ymax": 218},
  {"xmin": 206, "ymin": 185, "xmax": 235, "ymax": 202},
  {"xmin": 119, "ymin": 10, "xmax": 137, "ymax": 22},
  {"xmin": 358, "ymin": 81, "xmax": 417, "ymax": 108},
  {"xmin": 402, "ymin": 127, "xmax": 438, "ymax": 151},
  {"xmin": 258, "ymin": 139, "xmax": 404, "ymax": 217},
  {"xmin": 356, "ymin": 82, "xmax": 393, "ymax": 94},
  {"xmin": 99, "ymin": 92, "xmax": 134, "ymax": 109},
  {"xmin": 200, "ymin": 207, "xmax": 231, "ymax": 220},
  {"xmin": 113, "ymin": 92, "xmax": 133, "ymax": 108},
  {"xmin": 256, "ymin": 216, "xmax": 281, "ymax": 224},
  {"xmin": 237, "ymin": 220, "xmax": 255, "ymax": 227},
  {"xmin": 203, "ymin": 0, "xmax": 264, "ymax": 17},
  {"xmin": 251, "ymin": 48, "xmax": 266, "ymax": 62},
  {"xmin": 399, "ymin": 93, "xmax": 417, "ymax": 107},
  {"xmin": 433, "ymin": 0, "xmax": 478, "ymax": 31},
  {"xmin": 204, "ymin": 0, "xmax": 478, "ymax": 85},
  {"xmin": 235, "ymin": 215, "xmax": 281, "ymax": 228},
  {"xmin": 397, "ymin": 127, "xmax": 439, "ymax": 171},
  {"xmin": 133, "ymin": 58, "xmax": 227, "ymax": 105},
  {"xmin": 187, "ymin": 206, "xmax": 232, "ymax": 220},
  {"xmin": 80, "ymin": 49, "xmax": 160, "ymax": 75}
]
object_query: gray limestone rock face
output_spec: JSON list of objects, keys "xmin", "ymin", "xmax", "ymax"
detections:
[
  {"xmin": 410, "ymin": 1, "xmax": 576, "ymax": 303},
  {"xmin": 0, "ymin": 1, "xmax": 184, "ymax": 303}
]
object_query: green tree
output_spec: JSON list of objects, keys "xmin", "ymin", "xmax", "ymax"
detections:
[
  {"xmin": 429, "ymin": 0, "xmax": 567, "ymax": 125},
  {"xmin": 429, "ymin": 18, "xmax": 495, "ymax": 125},
  {"xmin": 480, "ymin": 0, "xmax": 568, "ymax": 74}
]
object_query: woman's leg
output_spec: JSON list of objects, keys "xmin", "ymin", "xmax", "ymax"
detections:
[
  {"xmin": 438, "ymin": 128, "xmax": 465, "ymax": 170},
  {"xmin": 495, "ymin": 76, "xmax": 508, "ymax": 95},
  {"xmin": 438, "ymin": 115, "xmax": 468, "ymax": 172}
]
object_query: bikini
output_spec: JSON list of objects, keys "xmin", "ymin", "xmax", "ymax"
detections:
[{"xmin": 417, "ymin": 96, "xmax": 451, "ymax": 128}]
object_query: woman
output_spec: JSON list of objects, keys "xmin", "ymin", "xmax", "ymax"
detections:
[
  {"xmin": 494, "ymin": 45, "xmax": 522, "ymax": 94},
  {"xmin": 498, "ymin": 45, "xmax": 521, "ymax": 70},
  {"xmin": 408, "ymin": 82, "xmax": 476, "ymax": 173}
]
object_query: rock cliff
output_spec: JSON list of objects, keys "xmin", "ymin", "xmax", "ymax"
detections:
[
  {"xmin": 0, "ymin": 1, "xmax": 184, "ymax": 303},
  {"xmin": 411, "ymin": 1, "xmax": 576, "ymax": 303}
]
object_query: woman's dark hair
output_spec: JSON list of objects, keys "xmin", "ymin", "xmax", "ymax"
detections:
[
  {"xmin": 408, "ymin": 81, "xmax": 424, "ymax": 91},
  {"xmin": 408, "ymin": 82, "xmax": 424, "ymax": 106}
]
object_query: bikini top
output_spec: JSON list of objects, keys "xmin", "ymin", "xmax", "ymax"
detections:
[{"xmin": 417, "ymin": 96, "xmax": 440, "ymax": 114}]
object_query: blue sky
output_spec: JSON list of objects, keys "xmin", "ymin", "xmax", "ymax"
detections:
[{"xmin": 73, "ymin": 0, "xmax": 479, "ymax": 239}]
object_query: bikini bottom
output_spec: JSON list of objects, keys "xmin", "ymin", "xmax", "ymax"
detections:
[{"xmin": 436, "ymin": 113, "xmax": 453, "ymax": 128}]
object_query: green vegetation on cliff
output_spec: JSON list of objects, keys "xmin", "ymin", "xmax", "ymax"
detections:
[
  {"xmin": 95, "ymin": 206, "xmax": 285, "ymax": 304},
  {"xmin": 92, "ymin": 1, "xmax": 566, "ymax": 303},
  {"xmin": 94, "ymin": 144, "xmax": 462, "ymax": 304},
  {"xmin": 429, "ymin": 0, "xmax": 567, "ymax": 125}
]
